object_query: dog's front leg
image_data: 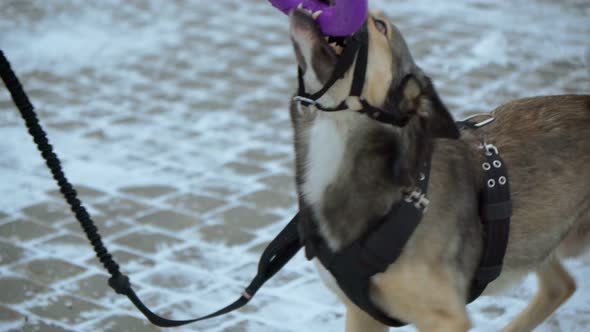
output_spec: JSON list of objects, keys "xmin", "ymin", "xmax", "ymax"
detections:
[{"xmin": 345, "ymin": 302, "xmax": 388, "ymax": 332}]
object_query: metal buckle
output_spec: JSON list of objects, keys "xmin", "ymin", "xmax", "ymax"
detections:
[
  {"xmin": 293, "ymin": 96, "xmax": 317, "ymax": 106},
  {"xmin": 404, "ymin": 189, "xmax": 421, "ymax": 203},
  {"xmin": 415, "ymin": 195, "xmax": 430, "ymax": 211},
  {"xmin": 403, "ymin": 189, "xmax": 430, "ymax": 211},
  {"xmin": 483, "ymin": 143, "xmax": 499, "ymax": 156},
  {"xmin": 460, "ymin": 113, "xmax": 495, "ymax": 128}
]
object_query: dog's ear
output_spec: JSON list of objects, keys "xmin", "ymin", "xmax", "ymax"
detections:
[{"xmin": 397, "ymin": 74, "xmax": 460, "ymax": 139}]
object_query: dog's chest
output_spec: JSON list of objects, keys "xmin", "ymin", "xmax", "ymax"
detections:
[{"xmin": 301, "ymin": 112, "xmax": 354, "ymax": 208}]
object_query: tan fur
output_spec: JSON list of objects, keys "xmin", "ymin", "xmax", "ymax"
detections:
[
  {"xmin": 363, "ymin": 11, "xmax": 394, "ymax": 107},
  {"xmin": 289, "ymin": 9, "xmax": 590, "ymax": 332}
]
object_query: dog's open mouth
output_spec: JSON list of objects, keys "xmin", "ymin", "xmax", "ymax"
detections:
[{"xmin": 290, "ymin": 7, "xmax": 348, "ymax": 83}]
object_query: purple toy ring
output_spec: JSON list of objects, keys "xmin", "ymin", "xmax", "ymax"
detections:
[{"xmin": 268, "ymin": 0, "xmax": 368, "ymax": 36}]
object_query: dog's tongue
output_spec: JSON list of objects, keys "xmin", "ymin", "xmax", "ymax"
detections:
[{"xmin": 269, "ymin": 0, "xmax": 368, "ymax": 37}]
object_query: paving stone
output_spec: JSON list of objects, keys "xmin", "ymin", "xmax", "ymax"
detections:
[
  {"xmin": 0, "ymin": 219, "xmax": 54, "ymax": 241},
  {"xmin": 34, "ymin": 234, "xmax": 90, "ymax": 258},
  {"xmin": 198, "ymin": 224, "xmax": 255, "ymax": 246},
  {"xmin": 227, "ymin": 262, "xmax": 302, "ymax": 288},
  {"xmin": 14, "ymin": 258, "xmax": 85, "ymax": 285},
  {"xmin": 223, "ymin": 161, "xmax": 267, "ymax": 176},
  {"xmin": 47, "ymin": 185, "xmax": 107, "ymax": 200},
  {"xmin": 280, "ymin": 158, "xmax": 295, "ymax": 172},
  {"xmin": 140, "ymin": 267, "xmax": 211, "ymax": 292},
  {"xmin": 259, "ymin": 173, "xmax": 295, "ymax": 193},
  {"xmin": 0, "ymin": 305, "xmax": 22, "ymax": 323},
  {"xmin": 63, "ymin": 214, "xmax": 129, "ymax": 237},
  {"xmin": 82, "ymin": 248, "xmax": 156, "ymax": 275},
  {"xmin": 215, "ymin": 206, "xmax": 279, "ymax": 229},
  {"xmin": 0, "ymin": 240, "xmax": 25, "ymax": 265},
  {"xmin": 0, "ymin": 277, "xmax": 48, "ymax": 304},
  {"xmin": 9, "ymin": 321, "xmax": 76, "ymax": 332},
  {"xmin": 111, "ymin": 249, "xmax": 156, "ymax": 270},
  {"xmin": 113, "ymin": 231, "xmax": 179, "ymax": 253},
  {"xmin": 119, "ymin": 185, "xmax": 177, "ymax": 198},
  {"xmin": 46, "ymin": 120, "xmax": 86, "ymax": 131},
  {"xmin": 66, "ymin": 273, "xmax": 114, "ymax": 300},
  {"xmin": 28, "ymin": 294, "xmax": 105, "ymax": 325},
  {"xmin": 88, "ymin": 315, "xmax": 161, "ymax": 332},
  {"xmin": 116, "ymin": 290, "xmax": 170, "ymax": 313},
  {"xmin": 21, "ymin": 202, "xmax": 72, "ymax": 224},
  {"xmin": 240, "ymin": 189, "xmax": 295, "ymax": 210},
  {"xmin": 240, "ymin": 149, "xmax": 289, "ymax": 162},
  {"xmin": 94, "ymin": 198, "xmax": 151, "ymax": 220},
  {"xmin": 167, "ymin": 245, "xmax": 234, "ymax": 271},
  {"xmin": 165, "ymin": 193, "xmax": 226, "ymax": 215},
  {"xmin": 200, "ymin": 183, "xmax": 241, "ymax": 197},
  {"xmin": 220, "ymin": 319, "xmax": 287, "ymax": 332},
  {"xmin": 246, "ymin": 241, "xmax": 269, "ymax": 255},
  {"xmin": 137, "ymin": 210, "xmax": 200, "ymax": 231}
]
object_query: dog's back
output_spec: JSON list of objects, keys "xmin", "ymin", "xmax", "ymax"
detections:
[{"xmin": 474, "ymin": 95, "xmax": 590, "ymax": 268}]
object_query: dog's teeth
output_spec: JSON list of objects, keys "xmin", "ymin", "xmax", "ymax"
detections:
[
  {"xmin": 297, "ymin": 3, "xmax": 303, "ymax": 9},
  {"xmin": 312, "ymin": 10, "xmax": 322, "ymax": 20}
]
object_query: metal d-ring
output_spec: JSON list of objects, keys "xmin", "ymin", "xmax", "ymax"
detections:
[
  {"xmin": 460, "ymin": 112, "xmax": 496, "ymax": 128},
  {"xmin": 292, "ymin": 96, "xmax": 317, "ymax": 106},
  {"xmin": 482, "ymin": 142, "xmax": 499, "ymax": 156}
]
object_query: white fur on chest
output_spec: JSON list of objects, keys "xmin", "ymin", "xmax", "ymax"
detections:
[{"xmin": 302, "ymin": 112, "xmax": 356, "ymax": 208}]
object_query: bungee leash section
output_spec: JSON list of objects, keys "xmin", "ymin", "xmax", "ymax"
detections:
[{"xmin": 0, "ymin": 50, "xmax": 303, "ymax": 327}]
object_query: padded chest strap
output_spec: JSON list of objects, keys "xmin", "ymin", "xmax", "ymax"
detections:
[
  {"xmin": 468, "ymin": 144, "xmax": 512, "ymax": 302},
  {"xmin": 314, "ymin": 160, "xmax": 432, "ymax": 327}
]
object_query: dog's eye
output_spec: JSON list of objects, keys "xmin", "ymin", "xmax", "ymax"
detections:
[{"xmin": 373, "ymin": 18, "xmax": 387, "ymax": 35}]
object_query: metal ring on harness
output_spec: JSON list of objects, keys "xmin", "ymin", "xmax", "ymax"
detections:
[
  {"xmin": 459, "ymin": 113, "xmax": 496, "ymax": 128},
  {"xmin": 293, "ymin": 96, "xmax": 318, "ymax": 106}
]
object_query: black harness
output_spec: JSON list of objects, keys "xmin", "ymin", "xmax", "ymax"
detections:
[
  {"xmin": 293, "ymin": 22, "xmax": 514, "ymax": 326},
  {"xmin": 298, "ymin": 135, "xmax": 512, "ymax": 327}
]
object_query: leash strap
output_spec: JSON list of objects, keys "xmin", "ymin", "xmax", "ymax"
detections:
[{"xmin": 0, "ymin": 49, "xmax": 302, "ymax": 327}]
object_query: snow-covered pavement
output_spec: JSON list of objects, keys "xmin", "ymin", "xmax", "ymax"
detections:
[{"xmin": 1, "ymin": 0, "xmax": 589, "ymax": 331}]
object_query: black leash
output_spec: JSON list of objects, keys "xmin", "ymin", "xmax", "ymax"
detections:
[{"xmin": 0, "ymin": 49, "xmax": 303, "ymax": 327}]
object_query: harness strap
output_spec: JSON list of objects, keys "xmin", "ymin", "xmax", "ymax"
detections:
[
  {"xmin": 294, "ymin": 23, "xmax": 411, "ymax": 128},
  {"xmin": 468, "ymin": 144, "xmax": 511, "ymax": 302},
  {"xmin": 362, "ymin": 161, "xmax": 431, "ymax": 271},
  {"xmin": 296, "ymin": 26, "xmax": 363, "ymax": 103},
  {"xmin": 0, "ymin": 49, "xmax": 303, "ymax": 328},
  {"xmin": 313, "ymin": 160, "xmax": 431, "ymax": 327},
  {"xmin": 301, "ymin": 120, "xmax": 513, "ymax": 326},
  {"xmin": 349, "ymin": 27, "xmax": 368, "ymax": 98}
]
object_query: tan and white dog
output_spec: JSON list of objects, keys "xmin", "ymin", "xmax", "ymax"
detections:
[{"xmin": 288, "ymin": 8, "xmax": 590, "ymax": 332}]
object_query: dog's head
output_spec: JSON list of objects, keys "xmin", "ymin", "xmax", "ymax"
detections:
[{"xmin": 289, "ymin": 9, "xmax": 459, "ymax": 139}]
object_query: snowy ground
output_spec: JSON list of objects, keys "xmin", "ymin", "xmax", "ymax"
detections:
[{"xmin": 0, "ymin": 0, "xmax": 589, "ymax": 331}]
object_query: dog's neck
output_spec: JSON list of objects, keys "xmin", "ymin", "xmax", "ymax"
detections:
[{"xmin": 297, "ymin": 105, "xmax": 430, "ymax": 250}]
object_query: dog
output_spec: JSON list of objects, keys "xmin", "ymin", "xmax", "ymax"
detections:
[{"xmin": 288, "ymin": 8, "xmax": 590, "ymax": 332}]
